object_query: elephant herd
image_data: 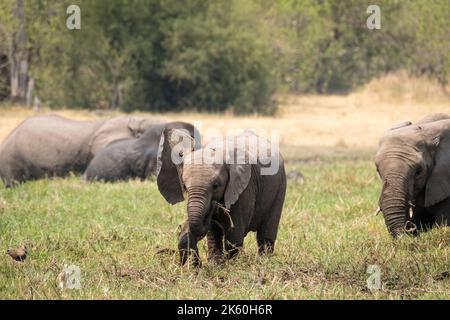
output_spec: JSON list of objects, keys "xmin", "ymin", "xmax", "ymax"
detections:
[
  {"xmin": 0, "ymin": 114, "xmax": 198, "ymax": 185},
  {"xmin": 1, "ymin": 113, "xmax": 449, "ymax": 266}
]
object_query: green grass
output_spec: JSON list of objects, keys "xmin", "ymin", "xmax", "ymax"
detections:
[{"xmin": 0, "ymin": 160, "xmax": 449, "ymax": 299}]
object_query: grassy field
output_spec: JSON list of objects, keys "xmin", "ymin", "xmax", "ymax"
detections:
[{"xmin": 0, "ymin": 85, "xmax": 449, "ymax": 299}]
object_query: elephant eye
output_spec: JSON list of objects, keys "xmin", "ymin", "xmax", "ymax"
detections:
[
  {"xmin": 415, "ymin": 168, "xmax": 422, "ymax": 177},
  {"xmin": 212, "ymin": 182, "xmax": 219, "ymax": 190},
  {"xmin": 179, "ymin": 151, "xmax": 183, "ymax": 158}
]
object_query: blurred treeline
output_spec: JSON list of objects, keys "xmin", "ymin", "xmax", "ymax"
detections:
[{"xmin": 0, "ymin": 0, "xmax": 449, "ymax": 114}]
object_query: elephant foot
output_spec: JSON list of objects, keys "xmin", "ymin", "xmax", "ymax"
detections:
[
  {"xmin": 207, "ymin": 252, "xmax": 226, "ymax": 265},
  {"xmin": 257, "ymin": 236, "xmax": 275, "ymax": 255},
  {"xmin": 224, "ymin": 247, "xmax": 242, "ymax": 260}
]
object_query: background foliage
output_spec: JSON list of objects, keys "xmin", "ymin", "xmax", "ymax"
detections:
[{"xmin": 0, "ymin": 0, "xmax": 449, "ymax": 114}]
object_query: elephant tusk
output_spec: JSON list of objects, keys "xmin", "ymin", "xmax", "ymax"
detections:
[
  {"xmin": 374, "ymin": 207, "xmax": 381, "ymax": 216},
  {"xmin": 409, "ymin": 206, "xmax": 414, "ymax": 219}
]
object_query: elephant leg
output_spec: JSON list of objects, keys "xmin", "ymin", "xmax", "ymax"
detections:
[
  {"xmin": 256, "ymin": 234, "xmax": 275, "ymax": 254},
  {"xmin": 206, "ymin": 221, "xmax": 225, "ymax": 264},
  {"xmin": 222, "ymin": 199, "xmax": 253, "ymax": 259},
  {"xmin": 257, "ymin": 220, "xmax": 278, "ymax": 254},
  {"xmin": 224, "ymin": 226, "xmax": 245, "ymax": 260},
  {"xmin": 2, "ymin": 161, "xmax": 26, "ymax": 187},
  {"xmin": 256, "ymin": 186, "xmax": 285, "ymax": 255},
  {"xmin": 224, "ymin": 240, "xmax": 243, "ymax": 259},
  {"xmin": 412, "ymin": 208, "xmax": 437, "ymax": 231},
  {"xmin": 427, "ymin": 197, "xmax": 450, "ymax": 228},
  {"xmin": 435, "ymin": 213, "xmax": 450, "ymax": 226},
  {"xmin": 0, "ymin": 178, "xmax": 10, "ymax": 188},
  {"xmin": 430, "ymin": 198, "xmax": 450, "ymax": 226},
  {"xmin": 0, "ymin": 169, "xmax": 13, "ymax": 187}
]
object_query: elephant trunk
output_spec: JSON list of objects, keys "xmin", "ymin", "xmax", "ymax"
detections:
[
  {"xmin": 187, "ymin": 187, "xmax": 212, "ymax": 238},
  {"xmin": 380, "ymin": 175, "xmax": 411, "ymax": 237},
  {"xmin": 178, "ymin": 222, "xmax": 200, "ymax": 266},
  {"xmin": 381, "ymin": 197, "xmax": 408, "ymax": 237}
]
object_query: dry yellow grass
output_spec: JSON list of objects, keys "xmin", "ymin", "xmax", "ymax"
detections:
[
  {"xmin": 1, "ymin": 72, "xmax": 449, "ymax": 158},
  {"xmin": 1, "ymin": 96, "xmax": 449, "ymax": 155}
]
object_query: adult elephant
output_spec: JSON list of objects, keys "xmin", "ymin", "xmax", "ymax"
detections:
[
  {"xmin": 84, "ymin": 121, "xmax": 201, "ymax": 182},
  {"xmin": 375, "ymin": 113, "xmax": 450, "ymax": 237},
  {"xmin": 157, "ymin": 130, "xmax": 286, "ymax": 265},
  {"xmin": 0, "ymin": 114, "xmax": 163, "ymax": 187}
]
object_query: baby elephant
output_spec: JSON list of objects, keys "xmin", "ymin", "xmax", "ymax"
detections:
[
  {"xmin": 157, "ymin": 130, "xmax": 286, "ymax": 265},
  {"xmin": 85, "ymin": 122, "xmax": 201, "ymax": 182},
  {"xmin": 376, "ymin": 113, "xmax": 450, "ymax": 237}
]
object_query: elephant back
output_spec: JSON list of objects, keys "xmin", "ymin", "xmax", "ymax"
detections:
[{"xmin": 89, "ymin": 116, "xmax": 165, "ymax": 155}]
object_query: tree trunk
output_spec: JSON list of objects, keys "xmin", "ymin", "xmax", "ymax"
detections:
[
  {"xmin": 9, "ymin": 0, "xmax": 29, "ymax": 104},
  {"xmin": 111, "ymin": 82, "xmax": 122, "ymax": 109},
  {"xmin": 26, "ymin": 77, "xmax": 33, "ymax": 106}
]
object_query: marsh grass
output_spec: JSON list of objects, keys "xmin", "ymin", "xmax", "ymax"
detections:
[
  {"xmin": 0, "ymin": 160, "xmax": 448, "ymax": 299},
  {"xmin": 0, "ymin": 85, "xmax": 449, "ymax": 299}
]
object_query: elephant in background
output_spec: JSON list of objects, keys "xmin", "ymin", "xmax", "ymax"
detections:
[
  {"xmin": 157, "ymin": 130, "xmax": 286, "ymax": 265},
  {"xmin": 415, "ymin": 113, "xmax": 450, "ymax": 125},
  {"xmin": 84, "ymin": 121, "xmax": 201, "ymax": 182},
  {"xmin": 0, "ymin": 114, "xmax": 163, "ymax": 187},
  {"xmin": 375, "ymin": 113, "xmax": 450, "ymax": 237}
]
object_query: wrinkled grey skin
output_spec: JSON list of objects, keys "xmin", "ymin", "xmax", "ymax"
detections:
[
  {"xmin": 157, "ymin": 131, "xmax": 286, "ymax": 265},
  {"xmin": 178, "ymin": 221, "xmax": 201, "ymax": 267},
  {"xmin": 375, "ymin": 113, "xmax": 450, "ymax": 237},
  {"xmin": 0, "ymin": 114, "xmax": 162, "ymax": 187},
  {"xmin": 84, "ymin": 121, "xmax": 201, "ymax": 182}
]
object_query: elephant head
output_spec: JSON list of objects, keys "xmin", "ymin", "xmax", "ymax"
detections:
[
  {"xmin": 157, "ymin": 137, "xmax": 252, "ymax": 239},
  {"xmin": 127, "ymin": 117, "xmax": 167, "ymax": 138},
  {"xmin": 375, "ymin": 119, "xmax": 450, "ymax": 237}
]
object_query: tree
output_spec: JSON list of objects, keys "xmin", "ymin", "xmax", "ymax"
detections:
[{"xmin": 0, "ymin": 0, "xmax": 448, "ymax": 111}]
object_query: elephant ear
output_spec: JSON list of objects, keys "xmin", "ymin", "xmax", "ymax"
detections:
[
  {"xmin": 127, "ymin": 117, "xmax": 146, "ymax": 138},
  {"xmin": 425, "ymin": 136, "xmax": 450, "ymax": 207},
  {"xmin": 156, "ymin": 128, "xmax": 196, "ymax": 205},
  {"xmin": 127, "ymin": 117, "xmax": 165, "ymax": 137},
  {"xmin": 127, "ymin": 117, "xmax": 141, "ymax": 137},
  {"xmin": 223, "ymin": 144, "xmax": 252, "ymax": 209}
]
